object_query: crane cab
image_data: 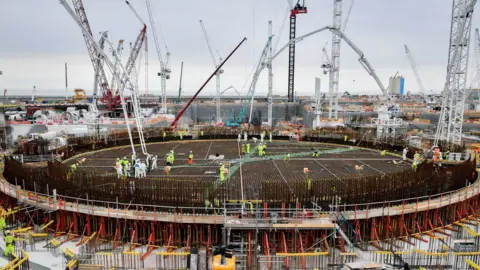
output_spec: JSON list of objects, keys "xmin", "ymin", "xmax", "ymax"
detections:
[{"xmin": 291, "ymin": 0, "xmax": 307, "ymax": 15}]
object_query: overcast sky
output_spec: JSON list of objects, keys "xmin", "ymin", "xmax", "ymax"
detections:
[{"xmin": 0, "ymin": 0, "xmax": 478, "ymax": 97}]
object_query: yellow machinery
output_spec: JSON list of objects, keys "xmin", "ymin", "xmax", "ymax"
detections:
[
  {"xmin": 212, "ymin": 255, "xmax": 235, "ymax": 270},
  {"xmin": 71, "ymin": 88, "xmax": 87, "ymax": 103},
  {"xmin": 212, "ymin": 245, "xmax": 235, "ymax": 270}
]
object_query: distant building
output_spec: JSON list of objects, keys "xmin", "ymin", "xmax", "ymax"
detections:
[{"xmin": 388, "ymin": 76, "xmax": 405, "ymax": 96}]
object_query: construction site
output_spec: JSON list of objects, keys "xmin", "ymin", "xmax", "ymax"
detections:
[{"xmin": 1, "ymin": 0, "xmax": 480, "ymax": 269}]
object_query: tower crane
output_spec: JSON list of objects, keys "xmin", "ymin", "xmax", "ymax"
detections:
[
  {"xmin": 145, "ymin": 0, "xmax": 171, "ymax": 114},
  {"xmin": 435, "ymin": 0, "xmax": 476, "ymax": 148},
  {"xmin": 60, "ymin": 0, "xmax": 149, "ymax": 156},
  {"xmin": 71, "ymin": 0, "xmax": 117, "ymax": 110},
  {"xmin": 328, "ymin": 0, "xmax": 343, "ymax": 120},
  {"xmin": 267, "ymin": 21, "xmax": 274, "ymax": 127},
  {"xmin": 199, "ymin": 20, "xmax": 224, "ymax": 124},
  {"xmin": 287, "ymin": 0, "xmax": 307, "ymax": 102}
]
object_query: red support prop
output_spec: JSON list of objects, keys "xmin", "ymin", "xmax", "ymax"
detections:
[
  {"xmin": 141, "ymin": 223, "xmax": 156, "ymax": 261},
  {"xmin": 186, "ymin": 225, "xmax": 191, "ymax": 252},
  {"xmin": 282, "ymin": 232, "xmax": 289, "ymax": 268},
  {"xmin": 264, "ymin": 232, "xmax": 271, "ymax": 269},
  {"xmin": 298, "ymin": 231, "xmax": 305, "ymax": 269}
]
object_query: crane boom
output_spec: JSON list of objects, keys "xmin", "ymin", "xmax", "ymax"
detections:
[
  {"xmin": 178, "ymin": 61, "xmax": 183, "ymax": 102},
  {"xmin": 199, "ymin": 20, "xmax": 219, "ymax": 67},
  {"xmin": 404, "ymin": 44, "xmax": 428, "ymax": 94},
  {"xmin": 145, "ymin": 0, "xmax": 170, "ymax": 113},
  {"xmin": 199, "ymin": 19, "xmax": 223, "ymax": 124},
  {"xmin": 71, "ymin": 0, "xmax": 113, "ymax": 108},
  {"xmin": 171, "ymin": 38, "xmax": 247, "ymax": 127},
  {"xmin": 474, "ymin": 28, "xmax": 480, "ymax": 88}
]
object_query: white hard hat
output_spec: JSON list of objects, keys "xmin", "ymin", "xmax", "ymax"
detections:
[{"xmin": 5, "ymin": 230, "xmax": 10, "ymax": 234}]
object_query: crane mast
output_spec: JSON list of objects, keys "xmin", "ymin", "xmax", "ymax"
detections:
[
  {"xmin": 287, "ymin": 0, "xmax": 307, "ymax": 102},
  {"xmin": 145, "ymin": 0, "xmax": 171, "ymax": 114},
  {"xmin": 72, "ymin": 0, "xmax": 115, "ymax": 109},
  {"xmin": 199, "ymin": 20, "xmax": 224, "ymax": 124},
  {"xmin": 328, "ymin": 0, "xmax": 343, "ymax": 119},
  {"xmin": 110, "ymin": 40, "xmax": 125, "ymax": 93},
  {"xmin": 267, "ymin": 21, "xmax": 274, "ymax": 127},
  {"xmin": 435, "ymin": 0, "xmax": 476, "ymax": 147}
]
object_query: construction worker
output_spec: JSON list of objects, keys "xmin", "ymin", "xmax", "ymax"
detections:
[
  {"xmin": 179, "ymin": 131, "xmax": 183, "ymax": 140},
  {"xmin": 4, "ymin": 230, "xmax": 14, "ymax": 257},
  {"xmin": 200, "ymin": 130, "xmax": 204, "ymax": 137},
  {"xmin": 312, "ymin": 148, "xmax": 320, "ymax": 158},
  {"xmin": 402, "ymin": 147, "xmax": 408, "ymax": 161},
  {"xmin": 412, "ymin": 161, "xmax": 418, "ymax": 171},
  {"xmin": 284, "ymin": 153, "xmax": 291, "ymax": 162},
  {"xmin": 444, "ymin": 150, "xmax": 450, "ymax": 161},
  {"xmin": 214, "ymin": 197, "xmax": 220, "ymax": 214},
  {"xmin": 305, "ymin": 174, "xmax": 312, "ymax": 197},
  {"xmin": 0, "ymin": 213, "xmax": 6, "ymax": 232},
  {"xmin": 246, "ymin": 143, "xmax": 251, "ymax": 154},
  {"xmin": 164, "ymin": 165, "xmax": 171, "ymax": 175},
  {"xmin": 414, "ymin": 151, "xmax": 421, "ymax": 163},
  {"xmin": 344, "ymin": 135, "xmax": 348, "ymax": 142},
  {"xmin": 204, "ymin": 199, "xmax": 211, "ymax": 214},
  {"xmin": 70, "ymin": 163, "xmax": 77, "ymax": 172},
  {"xmin": 188, "ymin": 151, "xmax": 194, "ymax": 165},
  {"xmin": 131, "ymin": 154, "xmax": 136, "ymax": 165},
  {"xmin": 219, "ymin": 163, "xmax": 225, "ymax": 182},
  {"xmin": 241, "ymin": 144, "xmax": 246, "ymax": 154},
  {"xmin": 258, "ymin": 144, "xmax": 264, "ymax": 157},
  {"xmin": 162, "ymin": 130, "xmax": 166, "ymax": 140}
]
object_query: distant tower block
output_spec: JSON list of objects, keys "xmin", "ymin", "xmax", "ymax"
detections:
[{"xmin": 388, "ymin": 76, "xmax": 405, "ymax": 96}]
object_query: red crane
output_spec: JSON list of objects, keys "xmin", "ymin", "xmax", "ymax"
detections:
[
  {"xmin": 72, "ymin": 0, "xmax": 117, "ymax": 109},
  {"xmin": 287, "ymin": 0, "xmax": 307, "ymax": 102}
]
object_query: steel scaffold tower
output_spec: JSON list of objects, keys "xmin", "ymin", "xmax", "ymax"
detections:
[
  {"xmin": 435, "ymin": 0, "xmax": 476, "ymax": 147},
  {"xmin": 328, "ymin": 0, "xmax": 343, "ymax": 119},
  {"xmin": 287, "ymin": 1, "xmax": 307, "ymax": 102}
]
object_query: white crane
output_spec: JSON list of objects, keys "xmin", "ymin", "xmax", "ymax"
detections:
[
  {"xmin": 145, "ymin": 0, "xmax": 171, "ymax": 114},
  {"xmin": 267, "ymin": 21, "xmax": 274, "ymax": 127},
  {"xmin": 328, "ymin": 0, "xmax": 343, "ymax": 120},
  {"xmin": 404, "ymin": 44, "xmax": 429, "ymax": 95},
  {"xmin": 199, "ymin": 19, "xmax": 224, "ymax": 124},
  {"xmin": 435, "ymin": 0, "xmax": 476, "ymax": 147},
  {"xmin": 59, "ymin": 0, "xmax": 148, "ymax": 156},
  {"xmin": 110, "ymin": 40, "xmax": 125, "ymax": 93}
]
